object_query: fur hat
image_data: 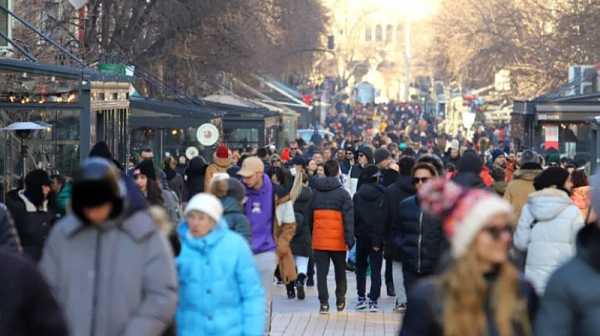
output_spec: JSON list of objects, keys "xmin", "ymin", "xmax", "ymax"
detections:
[
  {"xmin": 133, "ymin": 160, "xmax": 156, "ymax": 181},
  {"xmin": 184, "ymin": 193, "xmax": 223, "ymax": 223},
  {"xmin": 418, "ymin": 178, "xmax": 512, "ymax": 258}
]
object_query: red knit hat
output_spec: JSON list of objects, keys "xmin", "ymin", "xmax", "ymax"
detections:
[
  {"xmin": 418, "ymin": 178, "xmax": 512, "ymax": 258},
  {"xmin": 216, "ymin": 146, "xmax": 229, "ymax": 159}
]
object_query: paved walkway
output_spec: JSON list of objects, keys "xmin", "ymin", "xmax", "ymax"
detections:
[{"xmin": 272, "ymin": 265, "xmax": 403, "ymax": 336}]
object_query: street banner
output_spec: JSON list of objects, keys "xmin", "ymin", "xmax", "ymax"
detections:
[{"xmin": 545, "ymin": 125, "xmax": 559, "ymax": 150}]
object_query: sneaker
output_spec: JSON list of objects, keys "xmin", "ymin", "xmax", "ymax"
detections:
[
  {"xmin": 387, "ymin": 283, "xmax": 396, "ymax": 297},
  {"xmin": 368, "ymin": 300, "xmax": 379, "ymax": 312},
  {"xmin": 355, "ymin": 297, "xmax": 368, "ymax": 310},
  {"xmin": 287, "ymin": 288, "xmax": 296, "ymax": 299},
  {"xmin": 320, "ymin": 303, "xmax": 330, "ymax": 314},
  {"xmin": 296, "ymin": 275, "xmax": 306, "ymax": 300},
  {"xmin": 393, "ymin": 302, "xmax": 407, "ymax": 314},
  {"xmin": 306, "ymin": 277, "xmax": 315, "ymax": 288},
  {"xmin": 337, "ymin": 300, "xmax": 346, "ymax": 312}
]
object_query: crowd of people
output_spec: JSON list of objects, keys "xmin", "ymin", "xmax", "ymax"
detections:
[{"xmin": 0, "ymin": 101, "xmax": 599, "ymax": 336}]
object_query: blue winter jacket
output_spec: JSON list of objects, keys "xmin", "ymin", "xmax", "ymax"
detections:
[{"xmin": 175, "ymin": 220, "xmax": 265, "ymax": 336}]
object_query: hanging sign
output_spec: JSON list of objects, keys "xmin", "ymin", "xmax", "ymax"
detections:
[
  {"xmin": 196, "ymin": 123, "xmax": 219, "ymax": 146},
  {"xmin": 545, "ymin": 125, "xmax": 559, "ymax": 151}
]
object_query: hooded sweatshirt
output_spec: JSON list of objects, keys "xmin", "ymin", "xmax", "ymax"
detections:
[
  {"xmin": 513, "ymin": 188, "xmax": 584, "ymax": 295},
  {"xmin": 345, "ymin": 147, "xmax": 374, "ymax": 197},
  {"xmin": 503, "ymin": 168, "xmax": 541, "ymax": 225},
  {"xmin": 244, "ymin": 174, "xmax": 275, "ymax": 254}
]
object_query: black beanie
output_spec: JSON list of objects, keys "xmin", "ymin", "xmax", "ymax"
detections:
[
  {"xmin": 89, "ymin": 141, "xmax": 112, "ymax": 161},
  {"xmin": 533, "ymin": 167, "xmax": 570, "ymax": 193},
  {"xmin": 374, "ymin": 148, "xmax": 391, "ymax": 165},
  {"xmin": 457, "ymin": 151, "xmax": 483, "ymax": 174},
  {"xmin": 134, "ymin": 160, "xmax": 157, "ymax": 181}
]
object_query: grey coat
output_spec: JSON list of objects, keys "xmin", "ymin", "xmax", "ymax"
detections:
[{"xmin": 39, "ymin": 211, "xmax": 178, "ymax": 336}]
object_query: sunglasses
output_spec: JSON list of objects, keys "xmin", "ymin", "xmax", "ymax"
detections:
[
  {"xmin": 358, "ymin": 153, "xmax": 365, "ymax": 157},
  {"xmin": 412, "ymin": 177, "xmax": 429, "ymax": 185},
  {"xmin": 290, "ymin": 147, "xmax": 298, "ymax": 151},
  {"xmin": 482, "ymin": 225, "xmax": 512, "ymax": 240},
  {"xmin": 345, "ymin": 152, "xmax": 354, "ymax": 156}
]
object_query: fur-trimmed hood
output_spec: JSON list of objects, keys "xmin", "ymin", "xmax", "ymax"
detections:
[
  {"xmin": 527, "ymin": 188, "xmax": 574, "ymax": 221},
  {"xmin": 513, "ymin": 169, "xmax": 542, "ymax": 181}
]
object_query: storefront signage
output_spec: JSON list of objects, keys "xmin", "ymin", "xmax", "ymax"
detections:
[
  {"xmin": 537, "ymin": 114, "xmax": 561, "ymax": 121},
  {"xmin": 545, "ymin": 125, "xmax": 559, "ymax": 151},
  {"xmin": 196, "ymin": 123, "xmax": 219, "ymax": 146}
]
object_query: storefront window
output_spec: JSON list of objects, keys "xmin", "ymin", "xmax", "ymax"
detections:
[
  {"xmin": 0, "ymin": 68, "xmax": 80, "ymax": 104},
  {"xmin": 0, "ymin": 108, "xmax": 82, "ymax": 188},
  {"xmin": 540, "ymin": 122, "xmax": 590, "ymax": 158},
  {"xmin": 223, "ymin": 127, "xmax": 259, "ymax": 151}
]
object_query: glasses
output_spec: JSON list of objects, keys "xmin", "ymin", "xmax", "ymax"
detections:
[
  {"xmin": 345, "ymin": 152, "xmax": 354, "ymax": 156},
  {"xmin": 273, "ymin": 159, "xmax": 281, "ymax": 162},
  {"xmin": 482, "ymin": 225, "xmax": 512, "ymax": 240},
  {"xmin": 358, "ymin": 153, "xmax": 365, "ymax": 157},
  {"xmin": 290, "ymin": 147, "xmax": 298, "ymax": 151},
  {"xmin": 548, "ymin": 163, "xmax": 559, "ymax": 167},
  {"xmin": 412, "ymin": 177, "xmax": 429, "ymax": 185}
]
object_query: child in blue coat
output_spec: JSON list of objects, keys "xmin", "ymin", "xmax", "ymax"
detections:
[{"xmin": 176, "ymin": 193, "xmax": 265, "ymax": 336}]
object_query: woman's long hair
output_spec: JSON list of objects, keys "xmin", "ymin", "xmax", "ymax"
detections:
[
  {"xmin": 437, "ymin": 252, "xmax": 532, "ymax": 336},
  {"xmin": 146, "ymin": 179, "xmax": 164, "ymax": 206},
  {"xmin": 289, "ymin": 171, "xmax": 304, "ymax": 204}
]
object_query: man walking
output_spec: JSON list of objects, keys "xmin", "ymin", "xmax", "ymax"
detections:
[
  {"xmin": 353, "ymin": 165, "xmax": 388, "ymax": 312},
  {"xmin": 238, "ymin": 157, "xmax": 296, "ymax": 332},
  {"xmin": 307, "ymin": 160, "xmax": 354, "ymax": 314}
]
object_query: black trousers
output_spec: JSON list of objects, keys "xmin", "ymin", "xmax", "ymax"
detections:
[
  {"xmin": 307, "ymin": 257, "xmax": 315, "ymax": 279},
  {"xmin": 385, "ymin": 258, "xmax": 394, "ymax": 287},
  {"xmin": 355, "ymin": 236, "xmax": 383, "ymax": 300},
  {"xmin": 314, "ymin": 250, "xmax": 347, "ymax": 304}
]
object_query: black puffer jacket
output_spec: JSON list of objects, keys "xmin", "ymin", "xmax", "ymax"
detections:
[
  {"xmin": 393, "ymin": 196, "xmax": 445, "ymax": 274},
  {"xmin": 184, "ymin": 156, "xmax": 208, "ymax": 201},
  {"xmin": 379, "ymin": 168, "xmax": 399, "ymax": 187},
  {"xmin": 354, "ymin": 182, "xmax": 388, "ymax": 248},
  {"xmin": 0, "ymin": 204, "xmax": 21, "ymax": 253},
  {"xmin": 6, "ymin": 192, "xmax": 55, "ymax": 262},
  {"xmin": 290, "ymin": 186, "xmax": 312, "ymax": 257},
  {"xmin": 0, "ymin": 249, "xmax": 68, "ymax": 335},
  {"xmin": 385, "ymin": 177, "xmax": 416, "ymax": 261}
]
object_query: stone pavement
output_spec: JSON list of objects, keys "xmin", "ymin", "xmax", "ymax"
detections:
[{"xmin": 272, "ymin": 265, "xmax": 403, "ymax": 336}]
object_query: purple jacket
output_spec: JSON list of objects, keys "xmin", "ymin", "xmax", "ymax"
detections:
[{"xmin": 245, "ymin": 174, "xmax": 275, "ymax": 254}]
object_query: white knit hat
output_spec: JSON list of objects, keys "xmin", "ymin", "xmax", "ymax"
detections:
[
  {"xmin": 418, "ymin": 178, "xmax": 513, "ymax": 258},
  {"xmin": 184, "ymin": 193, "xmax": 223, "ymax": 223}
]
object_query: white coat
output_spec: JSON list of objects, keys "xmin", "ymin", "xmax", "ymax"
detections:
[{"xmin": 513, "ymin": 188, "xmax": 584, "ymax": 295}]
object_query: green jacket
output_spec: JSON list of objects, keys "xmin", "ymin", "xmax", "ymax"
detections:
[{"xmin": 56, "ymin": 182, "xmax": 72, "ymax": 217}]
